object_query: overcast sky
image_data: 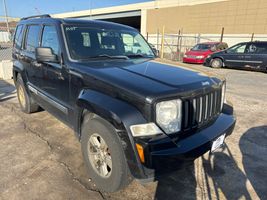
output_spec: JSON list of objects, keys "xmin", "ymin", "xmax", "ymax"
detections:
[{"xmin": 0, "ymin": 0, "xmax": 153, "ymax": 18}]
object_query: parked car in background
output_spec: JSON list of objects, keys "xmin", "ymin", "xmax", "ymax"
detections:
[
  {"xmin": 205, "ymin": 41, "xmax": 267, "ymax": 72},
  {"xmin": 183, "ymin": 42, "xmax": 228, "ymax": 64}
]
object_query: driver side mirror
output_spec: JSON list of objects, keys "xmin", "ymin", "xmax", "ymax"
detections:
[{"xmin": 35, "ymin": 47, "xmax": 59, "ymax": 63}]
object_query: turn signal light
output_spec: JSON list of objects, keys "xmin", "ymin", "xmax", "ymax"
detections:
[{"xmin": 136, "ymin": 143, "xmax": 145, "ymax": 163}]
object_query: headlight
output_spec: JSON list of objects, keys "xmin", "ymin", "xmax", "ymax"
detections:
[
  {"xmin": 183, "ymin": 54, "xmax": 188, "ymax": 58},
  {"xmin": 207, "ymin": 55, "xmax": 211, "ymax": 58},
  {"xmin": 221, "ymin": 82, "xmax": 226, "ymax": 110},
  {"xmin": 196, "ymin": 55, "xmax": 204, "ymax": 59},
  {"xmin": 156, "ymin": 99, "xmax": 182, "ymax": 134}
]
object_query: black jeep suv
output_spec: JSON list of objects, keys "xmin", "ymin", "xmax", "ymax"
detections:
[{"xmin": 12, "ymin": 15, "xmax": 235, "ymax": 192}]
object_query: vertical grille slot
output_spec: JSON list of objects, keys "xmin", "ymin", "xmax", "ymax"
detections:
[{"xmin": 182, "ymin": 88, "xmax": 222, "ymax": 131}]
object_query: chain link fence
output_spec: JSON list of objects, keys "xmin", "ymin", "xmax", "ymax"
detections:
[
  {"xmin": 0, "ymin": 26, "xmax": 15, "ymax": 61},
  {"xmin": 147, "ymin": 32, "xmax": 267, "ymax": 61},
  {"xmin": 0, "ymin": 26, "xmax": 15, "ymax": 80}
]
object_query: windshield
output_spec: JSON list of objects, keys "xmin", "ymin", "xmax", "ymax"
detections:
[
  {"xmin": 191, "ymin": 44, "xmax": 214, "ymax": 51},
  {"xmin": 63, "ymin": 25, "xmax": 155, "ymax": 60}
]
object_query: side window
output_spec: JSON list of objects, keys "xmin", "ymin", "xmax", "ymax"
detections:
[
  {"xmin": 14, "ymin": 25, "xmax": 24, "ymax": 49},
  {"xmin": 41, "ymin": 25, "xmax": 59, "ymax": 55},
  {"xmin": 228, "ymin": 44, "xmax": 247, "ymax": 54},
  {"xmin": 25, "ymin": 25, "xmax": 40, "ymax": 53},
  {"xmin": 248, "ymin": 44, "xmax": 257, "ymax": 53},
  {"xmin": 252, "ymin": 43, "xmax": 267, "ymax": 54}
]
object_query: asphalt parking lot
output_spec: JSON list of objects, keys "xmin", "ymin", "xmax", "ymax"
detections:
[{"xmin": 0, "ymin": 61, "xmax": 266, "ymax": 200}]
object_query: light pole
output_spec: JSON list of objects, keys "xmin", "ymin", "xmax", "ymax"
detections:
[{"xmin": 2, "ymin": 0, "xmax": 10, "ymax": 33}]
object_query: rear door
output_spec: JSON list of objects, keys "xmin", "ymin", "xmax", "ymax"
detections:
[
  {"xmin": 21, "ymin": 24, "xmax": 42, "ymax": 88},
  {"xmin": 245, "ymin": 43, "xmax": 267, "ymax": 69},
  {"xmin": 223, "ymin": 43, "xmax": 248, "ymax": 68}
]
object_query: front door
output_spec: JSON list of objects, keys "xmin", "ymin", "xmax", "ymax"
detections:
[
  {"xmin": 39, "ymin": 25, "xmax": 70, "ymax": 121},
  {"xmin": 223, "ymin": 43, "xmax": 248, "ymax": 68}
]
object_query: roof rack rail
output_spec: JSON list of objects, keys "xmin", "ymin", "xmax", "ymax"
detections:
[{"xmin": 21, "ymin": 14, "xmax": 51, "ymax": 21}]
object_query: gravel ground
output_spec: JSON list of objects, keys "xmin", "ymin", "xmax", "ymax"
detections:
[{"xmin": 0, "ymin": 61, "xmax": 266, "ymax": 200}]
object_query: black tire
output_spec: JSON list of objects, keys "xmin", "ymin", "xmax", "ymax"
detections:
[
  {"xmin": 210, "ymin": 58, "xmax": 223, "ymax": 68},
  {"xmin": 81, "ymin": 113, "xmax": 132, "ymax": 192},
  {"xmin": 15, "ymin": 74, "xmax": 40, "ymax": 113}
]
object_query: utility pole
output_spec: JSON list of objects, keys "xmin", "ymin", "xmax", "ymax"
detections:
[
  {"xmin": 2, "ymin": 0, "xmax": 10, "ymax": 33},
  {"xmin": 90, "ymin": 0, "xmax": 92, "ymax": 19}
]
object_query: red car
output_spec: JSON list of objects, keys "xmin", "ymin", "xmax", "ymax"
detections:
[{"xmin": 183, "ymin": 42, "xmax": 228, "ymax": 64}]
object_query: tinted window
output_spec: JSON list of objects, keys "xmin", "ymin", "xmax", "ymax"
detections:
[
  {"xmin": 192, "ymin": 44, "xmax": 213, "ymax": 51},
  {"xmin": 64, "ymin": 25, "xmax": 154, "ymax": 60},
  {"xmin": 228, "ymin": 43, "xmax": 247, "ymax": 53},
  {"xmin": 25, "ymin": 25, "xmax": 40, "ymax": 53},
  {"xmin": 41, "ymin": 26, "xmax": 59, "ymax": 55},
  {"xmin": 14, "ymin": 25, "xmax": 24, "ymax": 49},
  {"xmin": 248, "ymin": 43, "xmax": 267, "ymax": 54}
]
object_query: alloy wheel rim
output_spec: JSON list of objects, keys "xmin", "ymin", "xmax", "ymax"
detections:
[
  {"xmin": 87, "ymin": 133, "xmax": 112, "ymax": 178},
  {"xmin": 212, "ymin": 60, "xmax": 220, "ymax": 67},
  {"xmin": 18, "ymin": 85, "xmax": 26, "ymax": 108}
]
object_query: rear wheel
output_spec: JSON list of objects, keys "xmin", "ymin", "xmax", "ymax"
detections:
[
  {"xmin": 15, "ymin": 74, "xmax": 39, "ymax": 113},
  {"xmin": 211, "ymin": 58, "xmax": 223, "ymax": 68},
  {"xmin": 81, "ymin": 114, "xmax": 131, "ymax": 192}
]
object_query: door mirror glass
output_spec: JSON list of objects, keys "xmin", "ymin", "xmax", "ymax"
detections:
[{"xmin": 35, "ymin": 47, "xmax": 59, "ymax": 63}]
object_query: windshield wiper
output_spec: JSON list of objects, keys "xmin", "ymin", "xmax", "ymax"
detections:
[
  {"xmin": 126, "ymin": 54, "xmax": 154, "ymax": 59},
  {"xmin": 89, "ymin": 54, "xmax": 129, "ymax": 60}
]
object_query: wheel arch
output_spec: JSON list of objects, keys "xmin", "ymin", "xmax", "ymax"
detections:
[
  {"xmin": 13, "ymin": 60, "xmax": 25, "ymax": 83},
  {"xmin": 75, "ymin": 89, "xmax": 148, "ymax": 179},
  {"xmin": 211, "ymin": 56, "xmax": 225, "ymax": 67}
]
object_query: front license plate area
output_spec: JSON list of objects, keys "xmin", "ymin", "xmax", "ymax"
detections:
[{"xmin": 211, "ymin": 134, "xmax": 226, "ymax": 152}]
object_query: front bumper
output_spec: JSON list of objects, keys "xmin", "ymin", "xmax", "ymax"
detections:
[
  {"xmin": 183, "ymin": 57, "xmax": 205, "ymax": 64},
  {"xmin": 133, "ymin": 104, "xmax": 236, "ymax": 181}
]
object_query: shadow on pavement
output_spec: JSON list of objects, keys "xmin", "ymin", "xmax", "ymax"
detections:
[
  {"xmin": 154, "ymin": 142, "xmax": 254, "ymax": 200},
  {"xmin": 154, "ymin": 161, "xmax": 196, "ymax": 200},
  {"xmin": 239, "ymin": 126, "xmax": 267, "ymax": 200},
  {"xmin": 202, "ymin": 144, "xmax": 251, "ymax": 200},
  {"xmin": 0, "ymin": 79, "xmax": 16, "ymax": 102}
]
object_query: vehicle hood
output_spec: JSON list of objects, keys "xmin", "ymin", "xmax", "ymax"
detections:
[{"xmin": 73, "ymin": 59, "xmax": 222, "ymax": 103}]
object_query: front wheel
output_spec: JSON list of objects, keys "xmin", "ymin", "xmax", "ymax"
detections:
[
  {"xmin": 210, "ymin": 58, "xmax": 223, "ymax": 68},
  {"xmin": 81, "ymin": 114, "xmax": 131, "ymax": 192}
]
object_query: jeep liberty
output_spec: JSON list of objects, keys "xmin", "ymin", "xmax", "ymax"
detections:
[{"xmin": 12, "ymin": 15, "xmax": 236, "ymax": 192}]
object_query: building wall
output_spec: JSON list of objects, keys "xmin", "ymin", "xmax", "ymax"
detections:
[{"xmin": 146, "ymin": 0, "xmax": 267, "ymax": 34}]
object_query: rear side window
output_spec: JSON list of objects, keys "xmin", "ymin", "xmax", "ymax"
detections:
[
  {"xmin": 25, "ymin": 25, "xmax": 40, "ymax": 53},
  {"xmin": 14, "ymin": 25, "xmax": 24, "ymax": 49},
  {"xmin": 248, "ymin": 43, "xmax": 267, "ymax": 54},
  {"xmin": 41, "ymin": 25, "xmax": 59, "ymax": 55}
]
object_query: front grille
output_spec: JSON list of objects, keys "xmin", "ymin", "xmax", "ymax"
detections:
[
  {"xmin": 187, "ymin": 55, "xmax": 196, "ymax": 58},
  {"xmin": 182, "ymin": 89, "xmax": 222, "ymax": 130}
]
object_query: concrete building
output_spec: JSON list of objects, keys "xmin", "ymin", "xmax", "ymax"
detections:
[{"xmin": 53, "ymin": 0, "xmax": 267, "ymax": 38}]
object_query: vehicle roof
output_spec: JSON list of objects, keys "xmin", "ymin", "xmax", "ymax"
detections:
[
  {"xmin": 198, "ymin": 42, "xmax": 226, "ymax": 45},
  {"xmin": 17, "ymin": 16, "xmax": 137, "ymax": 31}
]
